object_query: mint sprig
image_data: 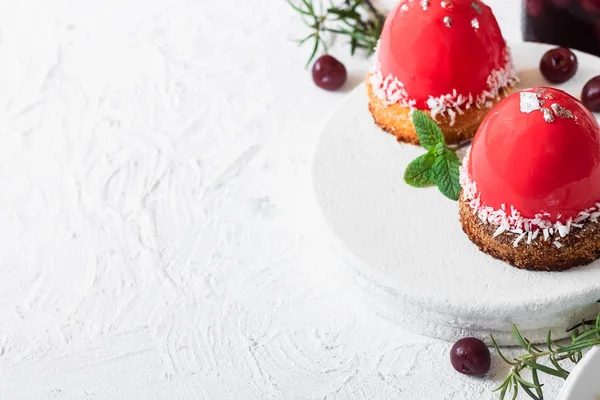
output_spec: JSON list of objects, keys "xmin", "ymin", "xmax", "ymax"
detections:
[
  {"xmin": 403, "ymin": 110, "xmax": 462, "ymax": 201},
  {"xmin": 412, "ymin": 110, "xmax": 445, "ymax": 152}
]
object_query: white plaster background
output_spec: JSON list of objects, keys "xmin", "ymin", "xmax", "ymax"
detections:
[{"xmin": 0, "ymin": 1, "xmax": 567, "ymax": 399}]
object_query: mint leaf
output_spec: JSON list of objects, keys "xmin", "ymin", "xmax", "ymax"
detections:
[
  {"xmin": 412, "ymin": 109, "xmax": 445, "ymax": 151},
  {"xmin": 404, "ymin": 111, "xmax": 462, "ymax": 201},
  {"xmin": 432, "ymin": 149, "xmax": 462, "ymax": 200},
  {"xmin": 404, "ymin": 153, "xmax": 435, "ymax": 187},
  {"xmin": 434, "ymin": 141, "xmax": 446, "ymax": 157}
]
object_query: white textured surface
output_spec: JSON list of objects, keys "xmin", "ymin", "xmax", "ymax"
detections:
[
  {"xmin": 313, "ymin": 43, "xmax": 600, "ymax": 345},
  {"xmin": 0, "ymin": 1, "xmax": 573, "ymax": 399}
]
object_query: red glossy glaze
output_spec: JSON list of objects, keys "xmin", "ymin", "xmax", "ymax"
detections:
[
  {"xmin": 469, "ymin": 87, "xmax": 600, "ymax": 220},
  {"xmin": 377, "ymin": 0, "xmax": 508, "ymax": 109}
]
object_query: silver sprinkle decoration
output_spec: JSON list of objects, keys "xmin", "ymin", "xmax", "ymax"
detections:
[
  {"xmin": 471, "ymin": 18, "xmax": 479, "ymax": 29},
  {"xmin": 551, "ymin": 103, "xmax": 574, "ymax": 119},
  {"xmin": 420, "ymin": 0, "xmax": 430, "ymax": 10},
  {"xmin": 441, "ymin": 0, "xmax": 452, "ymax": 8},
  {"xmin": 537, "ymin": 89, "xmax": 555, "ymax": 101},
  {"xmin": 471, "ymin": 1, "xmax": 482, "ymax": 14},
  {"xmin": 541, "ymin": 107, "xmax": 555, "ymax": 123},
  {"xmin": 400, "ymin": 4, "xmax": 409, "ymax": 12},
  {"xmin": 443, "ymin": 16, "xmax": 453, "ymax": 27},
  {"xmin": 520, "ymin": 92, "xmax": 541, "ymax": 114}
]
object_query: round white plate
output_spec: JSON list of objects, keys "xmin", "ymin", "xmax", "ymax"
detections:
[
  {"xmin": 559, "ymin": 347, "xmax": 600, "ymax": 400},
  {"xmin": 313, "ymin": 42, "xmax": 600, "ymax": 345}
]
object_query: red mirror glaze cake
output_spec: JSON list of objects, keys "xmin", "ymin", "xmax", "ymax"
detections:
[
  {"xmin": 367, "ymin": 0, "xmax": 517, "ymax": 145},
  {"xmin": 460, "ymin": 87, "xmax": 600, "ymax": 271}
]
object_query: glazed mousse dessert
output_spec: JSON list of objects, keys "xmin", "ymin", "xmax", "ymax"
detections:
[
  {"xmin": 460, "ymin": 87, "xmax": 600, "ymax": 271},
  {"xmin": 367, "ymin": 0, "xmax": 518, "ymax": 145}
]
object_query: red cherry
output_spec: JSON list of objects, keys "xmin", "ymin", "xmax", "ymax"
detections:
[
  {"xmin": 540, "ymin": 47, "xmax": 578, "ymax": 83},
  {"xmin": 450, "ymin": 338, "xmax": 491, "ymax": 377},
  {"xmin": 582, "ymin": 76, "xmax": 600, "ymax": 112},
  {"xmin": 312, "ymin": 55, "xmax": 347, "ymax": 91}
]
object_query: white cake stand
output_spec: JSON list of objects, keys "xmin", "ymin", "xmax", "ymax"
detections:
[{"xmin": 313, "ymin": 42, "xmax": 600, "ymax": 345}]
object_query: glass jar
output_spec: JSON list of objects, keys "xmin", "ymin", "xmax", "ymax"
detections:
[{"xmin": 523, "ymin": 0, "xmax": 600, "ymax": 57}]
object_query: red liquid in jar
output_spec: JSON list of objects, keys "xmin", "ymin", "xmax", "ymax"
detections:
[{"xmin": 523, "ymin": 0, "xmax": 600, "ymax": 57}]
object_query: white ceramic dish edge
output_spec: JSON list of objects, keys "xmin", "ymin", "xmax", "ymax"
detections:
[{"xmin": 558, "ymin": 346, "xmax": 600, "ymax": 400}]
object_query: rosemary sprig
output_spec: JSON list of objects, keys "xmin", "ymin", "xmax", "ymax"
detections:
[
  {"xmin": 287, "ymin": 0, "xmax": 385, "ymax": 67},
  {"xmin": 492, "ymin": 312, "xmax": 600, "ymax": 400}
]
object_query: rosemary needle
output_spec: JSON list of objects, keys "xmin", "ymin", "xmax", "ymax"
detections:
[
  {"xmin": 492, "ymin": 313, "xmax": 600, "ymax": 400},
  {"xmin": 287, "ymin": 0, "xmax": 385, "ymax": 67}
]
